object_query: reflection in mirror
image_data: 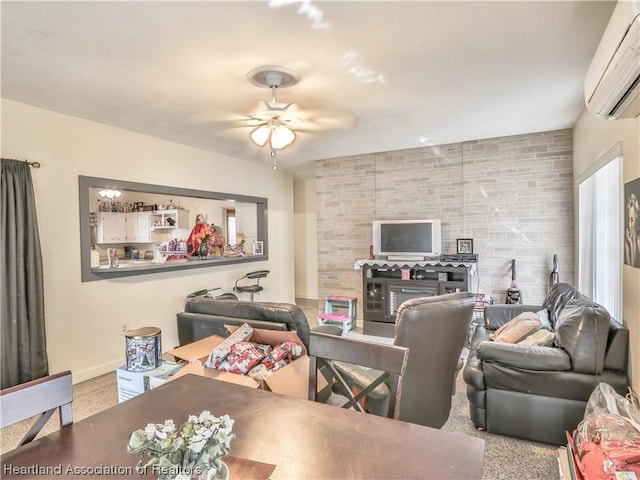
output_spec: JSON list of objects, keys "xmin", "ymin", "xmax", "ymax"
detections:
[{"xmin": 79, "ymin": 176, "xmax": 268, "ymax": 282}]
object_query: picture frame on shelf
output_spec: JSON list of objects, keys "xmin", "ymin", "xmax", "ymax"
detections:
[
  {"xmin": 457, "ymin": 239, "xmax": 473, "ymax": 255},
  {"xmin": 252, "ymin": 241, "xmax": 264, "ymax": 256}
]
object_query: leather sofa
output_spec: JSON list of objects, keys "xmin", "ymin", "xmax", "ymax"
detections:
[
  {"xmin": 463, "ymin": 283, "xmax": 630, "ymax": 445},
  {"xmin": 177, "ymin": 296, "xmax": 314, "ymax": 348}
]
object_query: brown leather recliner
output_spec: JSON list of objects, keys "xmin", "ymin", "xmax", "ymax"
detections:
[{"xmin": 339, "ymin": 292, "xmax": 476, "ymax": 428}]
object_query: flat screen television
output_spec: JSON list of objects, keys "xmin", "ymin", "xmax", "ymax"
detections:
[{"xmin": 372, "ymin": 219, "xmax": 442, "ymax": 258}]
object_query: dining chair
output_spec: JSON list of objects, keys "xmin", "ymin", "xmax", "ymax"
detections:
[
  {"xmin": 233, "ymin": 269, "xmax": 270, "ymax": 301},
  {"xmin": 0, "ymin": 370, "xmax": 73, "ymax": 447},
  {"xmin": 308, "ymin": 330, "xmax": 409, "ymax": 419},
  {"xmin": 337, "ymin": 292, "xmax": 476, "ymax": 428}
]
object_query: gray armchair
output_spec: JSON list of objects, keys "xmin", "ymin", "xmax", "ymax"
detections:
[{"xmin": 339, "ymin": 292, "xmax": 476, "ymax": 428}]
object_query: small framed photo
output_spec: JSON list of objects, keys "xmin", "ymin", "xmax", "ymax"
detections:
[
  {"xmin": 457, "ymin": 239, "xmax": 473, "ymax": 254},
  {"xmin": 252, "ymin": 241, "xmax": 264, "ymax": 256}
]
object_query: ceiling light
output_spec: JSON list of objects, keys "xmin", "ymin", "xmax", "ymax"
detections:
[
  {"xmin": 271, "ymin": 124, "xmax": 296, "ymax": 149},
  {"xmin": 249, "ymin": 119, "xmax": 295, "ymax": 150},
  {"xmin": 250, "ymin": 125, "xmax": 271, "ymax": 147},
  {"xmin": 249, "ymin": 118, "xmax": 296, "ymax": 170}
]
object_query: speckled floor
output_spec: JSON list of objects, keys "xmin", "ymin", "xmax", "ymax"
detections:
[{"xmin": 1, "ymin": 299, "xmax": 559, "ymax": 479}]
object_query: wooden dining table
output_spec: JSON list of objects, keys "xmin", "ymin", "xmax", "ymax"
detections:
[{"xmin": 1, "ymin": 374, "xmax": 485, "ymax": 479}]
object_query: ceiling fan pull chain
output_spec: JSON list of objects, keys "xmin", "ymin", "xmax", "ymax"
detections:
[{"xmin": 270, "ymin": 147, "xmax": 278, "ymax": 170}]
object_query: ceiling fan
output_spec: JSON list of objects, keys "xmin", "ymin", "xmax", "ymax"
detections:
[{"xmin": 246, "ymin": 66, "xmax": 302, "ymax": 169}]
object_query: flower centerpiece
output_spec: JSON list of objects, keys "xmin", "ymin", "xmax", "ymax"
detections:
[
  {"xmin": 128, "ymin": 410, "xmax": 235, "ymax": 480},
  {"xmin": 194, "ymin": 225, "xmax": 213, "ymax": 247},
  {"xmin": 185, "ymin": 222, "xmax": 213, "ymax": 257},
  {"xmin": 194, "ymin": 224, "xmax": 214, "ymax": 257}
]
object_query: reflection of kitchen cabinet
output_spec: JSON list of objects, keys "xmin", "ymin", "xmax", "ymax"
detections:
[
  {"xmin": 96, "ymin": 213, "xmax": 126, "ymax": 243},
  {"xmin": 97, "ymin": 212, "xmax": 151, "ymax": 244},
  {"xmin": 126, "ymin": 212, "xmax": 151, "ymax": 242},
  {"xmin": 149, "ymin": 209, "xmax": 189, "ymax": 232}
]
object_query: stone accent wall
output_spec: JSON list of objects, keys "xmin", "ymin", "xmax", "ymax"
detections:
[{"xmin": 315, "ymin": 129, "xmax": 574, "ymax": 318}]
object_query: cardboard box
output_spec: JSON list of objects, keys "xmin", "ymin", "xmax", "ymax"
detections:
[
  {"xmin": 168, "ymin": 326, "xmax": 326, "ymax": 400},
  {"xmin": 116, "ymin": 361, "xmax": 183, "ymax": 403}
]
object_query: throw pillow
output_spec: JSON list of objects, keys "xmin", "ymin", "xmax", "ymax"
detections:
[
  {"xmin": 536, "ymin": 308, "xmax": 553, "ymax": 331},
  {"xmin": 490, "ymin": 311, "xmax": 542, "ymax": 343},
  {"xmin": 518, "ymin": 329, "xmax": 555, "ymax": 347}
]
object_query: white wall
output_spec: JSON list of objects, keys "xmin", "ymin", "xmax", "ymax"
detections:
[
  {"xmin": 573, "ymin": 109, "xmax": 640, "ymax": 389},
  {"xmin": 1, "ymin": 99, "xmax": 296, "ymax": 383},
  {"xmin": 293, "ymin": 178, "xmax": 318, "ymax": 300}
]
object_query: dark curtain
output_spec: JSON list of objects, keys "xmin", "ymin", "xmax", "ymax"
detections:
[{"xmin": 1, "ymin": 159, "xmax": 48, "ymax": 388}]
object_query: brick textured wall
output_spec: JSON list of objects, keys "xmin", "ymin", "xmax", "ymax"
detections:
[{"xmin": 315, "ymin": 129, "xmax": 574, "ymax": 317}]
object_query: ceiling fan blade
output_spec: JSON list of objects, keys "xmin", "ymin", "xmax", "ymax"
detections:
[
  {"xmin": 277, "ymin": 113, "xmax": 303, "ymax": 125},
  {"xmin": 246, "ymin": 117, "xmax": 267, "ymax": 126}
]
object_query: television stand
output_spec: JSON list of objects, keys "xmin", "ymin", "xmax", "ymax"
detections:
[{"xmin": 355, "ymin": 259, "xmax": 474, "ymax": 337}]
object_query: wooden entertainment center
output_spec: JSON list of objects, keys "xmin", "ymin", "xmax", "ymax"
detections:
[{"xmin": 355, "ymin": 259, "xmax": 475, "ymax": 337}]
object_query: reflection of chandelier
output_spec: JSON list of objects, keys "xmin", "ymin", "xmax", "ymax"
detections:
[{"xmin": 97, "ymin": 189, "xmax": 122, "ymax": 200}]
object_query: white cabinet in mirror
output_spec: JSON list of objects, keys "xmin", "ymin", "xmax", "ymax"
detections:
[
  {"xmin": 96, "ymin": 209, "xmax": 190, "ymax": 244},
  {"xmin": 80, "ymin": 176, "xmax": 269, "ymax": 282},
  {"xmin": 149, "ymin": 209, "xmax": 189, "ymax": 232}
]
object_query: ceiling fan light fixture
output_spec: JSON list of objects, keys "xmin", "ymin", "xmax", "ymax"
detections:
[
  {"xmin": 247, "ymin": 66, "xmax": 301, "ymax": 162},
  {"xmin": 270, "ymin": 124, "xmax": 296, "ymax": 149},
  {"xmin": 250, "ymin": 125, "xmax": 271, "ymax": 147}
]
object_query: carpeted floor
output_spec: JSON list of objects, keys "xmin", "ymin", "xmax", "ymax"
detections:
[
  {"xmin": 442, "ymin": 372, "xmax": 558, "ymax": 479},
  {"xmin": 1, "ymin": 299, "xmax": 560, "ymax": 478}
]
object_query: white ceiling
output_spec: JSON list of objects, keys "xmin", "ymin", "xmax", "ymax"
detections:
[{"xmin": 1, "ymin": 1, "xmax": 616, "ymax": 177}]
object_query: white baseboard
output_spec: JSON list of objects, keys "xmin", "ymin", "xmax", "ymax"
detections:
[{"xmin": 71, "ymin": 359, "xmax": 123, "ymax": 384}]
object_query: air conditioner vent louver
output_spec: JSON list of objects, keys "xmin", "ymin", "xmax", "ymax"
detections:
[{"xmin": 585, "ymin": 1, "xmax": 640, "ymax": 119}]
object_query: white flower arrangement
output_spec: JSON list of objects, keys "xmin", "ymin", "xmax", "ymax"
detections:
[{"xmin": 128, "ymin": 410, "xmax": 235, "ymax": 480}]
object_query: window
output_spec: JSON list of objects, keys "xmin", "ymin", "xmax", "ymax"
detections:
[
  {"xmin": 578, "ymin": 146, "xmax": 622, "ymax": 320},
  {"xmin": 226, "ymin": 208, "xmax": 237, "ymax": 246}
]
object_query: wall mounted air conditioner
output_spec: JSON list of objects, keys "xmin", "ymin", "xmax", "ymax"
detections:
[{"xmin": 584, "ymin": 0, "xmax": 640, "ymax": 119}]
